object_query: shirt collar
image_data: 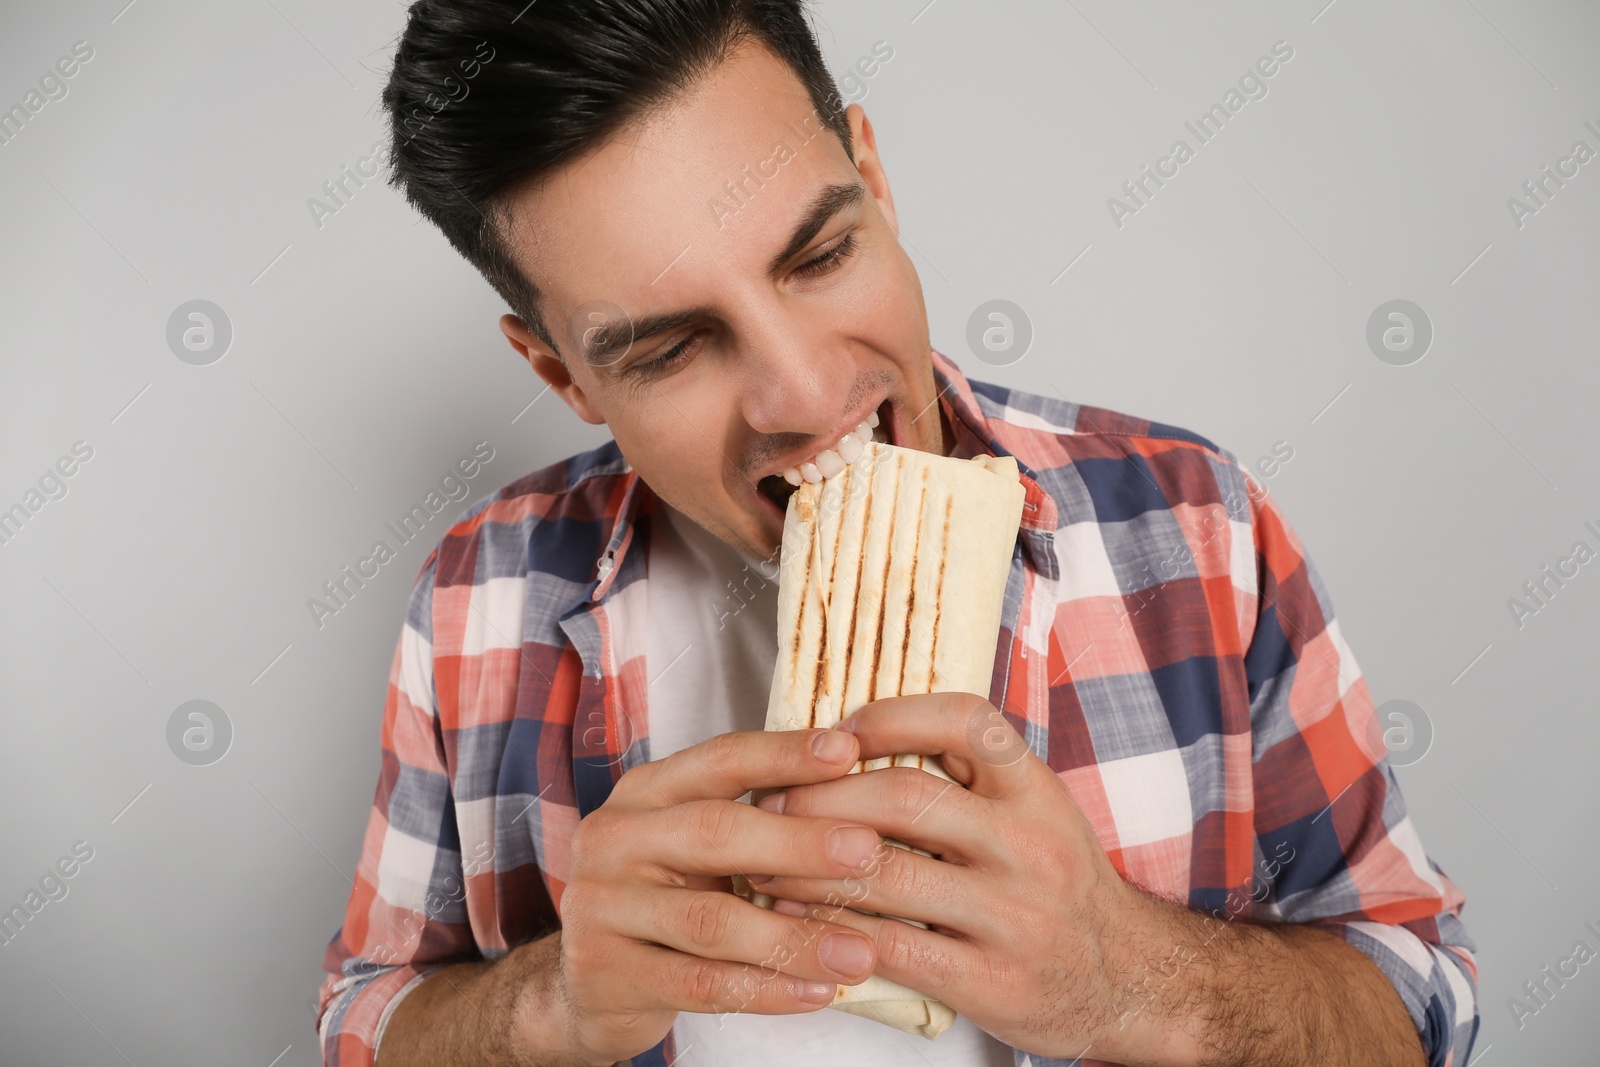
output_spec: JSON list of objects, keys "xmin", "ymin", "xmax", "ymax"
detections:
[
  {"xmin": 927, "ymin": 348, "xmax": 1060, "ymax": 548},
  {"xmin": 582, "ymin": 347, "xmax": 1058, "ymax": 605}
]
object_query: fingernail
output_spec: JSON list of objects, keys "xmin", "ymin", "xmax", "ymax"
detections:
[
  {"xmin": 837, "ymin": 714, "xmax": 859, "ymax": 734},
  {"xmin": 819, "ymin": 933, "xmax": 873, "ymax": 978},
  {"xmin": 757, "ymin": 791, "xmax": 786, "ymax": 814},
  {"xmin": 812, "ymin": 730, "xmax": 853, "ymax": 762},
  {"xmin": 748, "ymin": 873, "xmax": 776, "ymax": 886},
  {"xmin": 773, "ymin": 897, "xmax": 806, "ymax": 916},
  {"xmin": 797, "ymin": 979, "xmax": 835, "ymax": 1003},
  {"xmin": 827, "ymin": 826, "xmax": 878, "ymax": 870}
]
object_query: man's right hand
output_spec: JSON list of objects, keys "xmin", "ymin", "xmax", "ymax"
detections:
[{"xmin": 547, "ymin": 726, "xmax": 885, "ymax": 1065}]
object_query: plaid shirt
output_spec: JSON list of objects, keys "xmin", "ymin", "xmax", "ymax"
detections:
[{"xmin": 316, "ymin": 349, "xmax": 1478, "ymax": 1067}]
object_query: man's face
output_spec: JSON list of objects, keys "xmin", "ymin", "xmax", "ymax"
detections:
[{"xmin": 499, "ymin": 37, "xmax": 944, "ymax": 561}]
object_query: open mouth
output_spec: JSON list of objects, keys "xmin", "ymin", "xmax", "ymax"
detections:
[{"xmin": 756, "ymin": 399, "xmax": 895, "ymax": 512}]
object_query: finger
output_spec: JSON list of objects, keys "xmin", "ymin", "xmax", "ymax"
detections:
[
  {"xmin": 612, "ymin": 885, "xmax": 877, "ymax": 986},
  {"xmin": 839, "ymin": 692, "xmax": 1040, "ymax": 800},
  {"xmin": 633, "ymin": 798, "xmax": 885, "ymax": 881},
  {"xmin": 759, "ymin": 765, "xmax": 992, "ymax": 863},
  {"xmin": 749, "ymin": 842, "xmax": 996, "ymax": 939},
  {"xmin": 616, "ymin": 940, "xmax": 842, "ymax": 1016},
  {"xmin": 615, "ymin": 727, "xmax": 860, "ymax": 809},
  {"xmin": 783, "ymin": 899, "xmax": 980, "ymax": 1005}
]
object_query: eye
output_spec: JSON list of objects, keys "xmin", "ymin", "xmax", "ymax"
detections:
[
  {"xmin": 796, "ymin": 232, "xmax": 858, "ymax": 277},
  {"xmin": 627, "ymin": 331, "xmax": 701, "ymax": 379}
]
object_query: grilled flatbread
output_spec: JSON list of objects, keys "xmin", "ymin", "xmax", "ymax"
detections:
[{"xmin": 741, "ymin": 441, "xmax": 1025, "ymax": 1038}]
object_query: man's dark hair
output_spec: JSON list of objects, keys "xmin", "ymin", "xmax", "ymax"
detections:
[{"xmin": 381, "ymin": 0, "xmax": 852, "ymax": 357}]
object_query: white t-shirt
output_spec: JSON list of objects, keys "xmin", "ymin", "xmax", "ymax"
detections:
[{"xmin": 645, "ymin": 502, "xmax": 1015, "ymax": 1067}]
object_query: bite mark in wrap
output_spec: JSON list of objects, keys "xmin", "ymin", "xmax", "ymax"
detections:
[{"xmin": 735, "ymin": 440, "xmax": 1026, "ymax": 1039}]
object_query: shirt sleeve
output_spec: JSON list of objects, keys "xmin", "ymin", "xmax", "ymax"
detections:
[
  {"xmin": 1227, "ymin": 459, "xmax": 1480, "ymax": 1067},
  {"xmin": 315, "ymin": 549, "xmax": 480, "ymax": 1066}
]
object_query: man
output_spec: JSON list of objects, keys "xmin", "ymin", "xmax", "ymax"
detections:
[{"xmin": 317, "ymin": 1, "xmax": 1478, "ymax": 1064}]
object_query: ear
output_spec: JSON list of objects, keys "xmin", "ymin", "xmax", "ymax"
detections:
[
  {"xmin": 845, "ymin": 103, "xmax": 897, "ymax": 236},
  {"xmin": 500, "ymin": 314, "xmax": 607, "ymax": 425}
]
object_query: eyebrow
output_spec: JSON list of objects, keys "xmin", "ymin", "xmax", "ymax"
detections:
[
  {"xmin": 579, "ymin": 179, "xmax": 867, "ymax": 368},
  {"xmin": 579, "ymin": 304, "xmax": 712, "ymax": 367},
  {"xmin": 764, "ymin": 180, "xmax": 865, "ymax": 276}
]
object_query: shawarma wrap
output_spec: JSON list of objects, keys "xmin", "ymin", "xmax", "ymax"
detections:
[{"xmin": 734, "ymin": 440, "xmax": 1026, "ymax": 1039}]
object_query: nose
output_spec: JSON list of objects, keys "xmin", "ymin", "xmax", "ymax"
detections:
[{"xmin": 737, "ymin": 328, "xmax": 857, "ymax": 439}]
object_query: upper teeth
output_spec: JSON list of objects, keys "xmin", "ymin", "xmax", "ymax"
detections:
[{"xmin": 781, "ymin": 411, "xmax": 886, "ymax": 486}]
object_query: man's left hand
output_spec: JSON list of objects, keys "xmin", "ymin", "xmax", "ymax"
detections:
[{"xmin": 747, "ymin": 691, "xmax": 1172, "ymax": 1061}]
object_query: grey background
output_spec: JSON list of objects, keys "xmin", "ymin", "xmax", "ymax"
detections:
[{"xmin": 1, "ymin": 0, "xmax": 1595, "ymax": 1063}]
